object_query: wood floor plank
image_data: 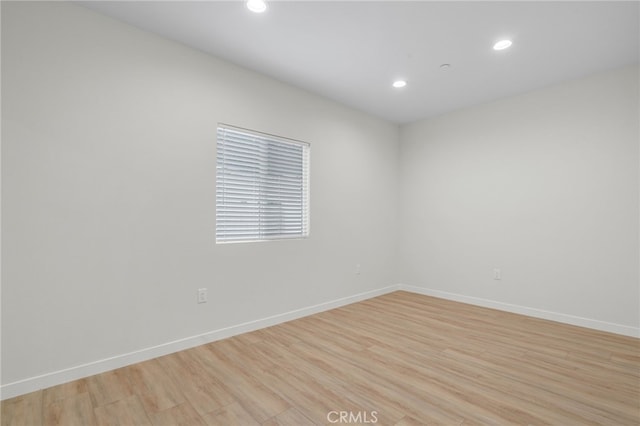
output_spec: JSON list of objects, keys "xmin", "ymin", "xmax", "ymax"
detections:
[
  {"xmin": 259, "ymin": 366, "xmax": 369, "ymax": 425},
  {"xmin": 202, "ymin": 402, "xmax": 260, "ymax": 426},
  {"xmin": 394, "ymin": 415, "xmax": 441, "ymax": 426},
  {"xmin": 0, "ymin": 390, "xmax": 43, "ymax": 426},
  {"xmin": 93, "ymin": 394, "xmax": 152, "ymax": 426},
  {"xmin": 262, "ymin": 407, "xmax": 316, "ymax": 426},
  {"xmin": 43, "ymin": 392, "xmax": 96, "ymax": 426},
  {"xmin": 156, "ymin": 350, "xmax": 234, "ymax": 416},
  {"xmin": 126, "ymin": 358, "xmax": 186, "ymax": 414},
  {"xmin": 275, "ymin": 341, "xmax": 407, "ymax": 423},
  {"xmin": 196, "ymin": 344, "xmax": 291, "ymax": 423},
  {"xmin": 147, "ymin": 402, "xmax": 206, "ymax": 426},
  {"xmin": 86, "ymin": 367, "xmax": 134, "ymax": 407},
  {"xmin": 42, "ymin": 379, "xmax": 89, "ymax": 408},
  {"xmin": 2, "ymin": 291, "xmax": 638, "ymax": 426}
]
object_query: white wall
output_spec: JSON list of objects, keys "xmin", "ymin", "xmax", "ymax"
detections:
[
  {"xmin": 1, "ymin": 1, "xmax": 399, "ymax": 394},
  {"xmin": 399, "ymin": 65, "xmax": 639, "ymax": 332}
]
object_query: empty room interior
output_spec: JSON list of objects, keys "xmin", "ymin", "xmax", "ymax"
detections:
[{"xmin": 1, "ymin": 1, "xmax": 639, "ymax": 425}]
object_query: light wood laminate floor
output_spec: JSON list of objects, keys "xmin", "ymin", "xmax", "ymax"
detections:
[{"xmin": 2, "ymin": 291, "xmax": 639, "ymax": 425}]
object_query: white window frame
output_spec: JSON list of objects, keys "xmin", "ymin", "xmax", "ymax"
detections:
[{"xmin": 216, "ymin": 124, "xmax": 310, "ymax": 244}]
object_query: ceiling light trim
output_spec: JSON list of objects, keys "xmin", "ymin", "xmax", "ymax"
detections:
[
  {"xmin": 247, "ymin": 0, "xmax": 267, "ymax": 14},
  {"xmin": 493, "ymin": 39, "xmax": 513, "ymax": 51}
]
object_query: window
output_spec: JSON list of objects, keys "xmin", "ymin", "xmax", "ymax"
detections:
[{"xmin": 216, "ymin": 125, "xmax": 310, "ymax": 243}]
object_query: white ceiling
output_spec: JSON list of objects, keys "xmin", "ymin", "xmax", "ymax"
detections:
[{"xmin": 80, "ymin": 1, "xmax": 639, "ymax": 124}]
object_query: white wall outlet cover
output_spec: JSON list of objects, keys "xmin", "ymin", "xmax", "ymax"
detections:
[{"xmin": 197, "ymin": 288, "xmax": 208, "ymax": 303}]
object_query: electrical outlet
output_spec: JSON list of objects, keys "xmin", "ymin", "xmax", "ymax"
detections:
[
  {"xmin": 493, "ymin": 268, "xmax": 502, "ymax": 280},
  {"xmin": 197, "ymin": 288, "xmax": 207, "ymax": 303}
]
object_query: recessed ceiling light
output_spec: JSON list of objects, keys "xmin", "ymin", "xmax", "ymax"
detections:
[
  {"xmin": 493, "ymin": 39, "xmax": 512, "ymax": 51},
  {"xmin": 246, "ymin": 0, "xmax": 267, "ymax": 13},
  {"xmin": 440, "ymin": 63, "xmax": 451, "ymax": 70},
  {"xmin": 392, "ymin": 80, "xmax": 407, "ymax": 88}
]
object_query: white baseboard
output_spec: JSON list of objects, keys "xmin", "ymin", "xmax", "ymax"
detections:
[
  {"xmin": 0, "ymin": 285, "xmax": 398, "ymax": 401},
  {"xmin": 398, "ymin": 284, "xmax": 640, "ymax": 338}
]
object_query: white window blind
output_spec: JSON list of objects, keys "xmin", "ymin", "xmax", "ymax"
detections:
[{"xmin": 216, "ymin": 125, "xmax": 310, "ymax": 243}]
